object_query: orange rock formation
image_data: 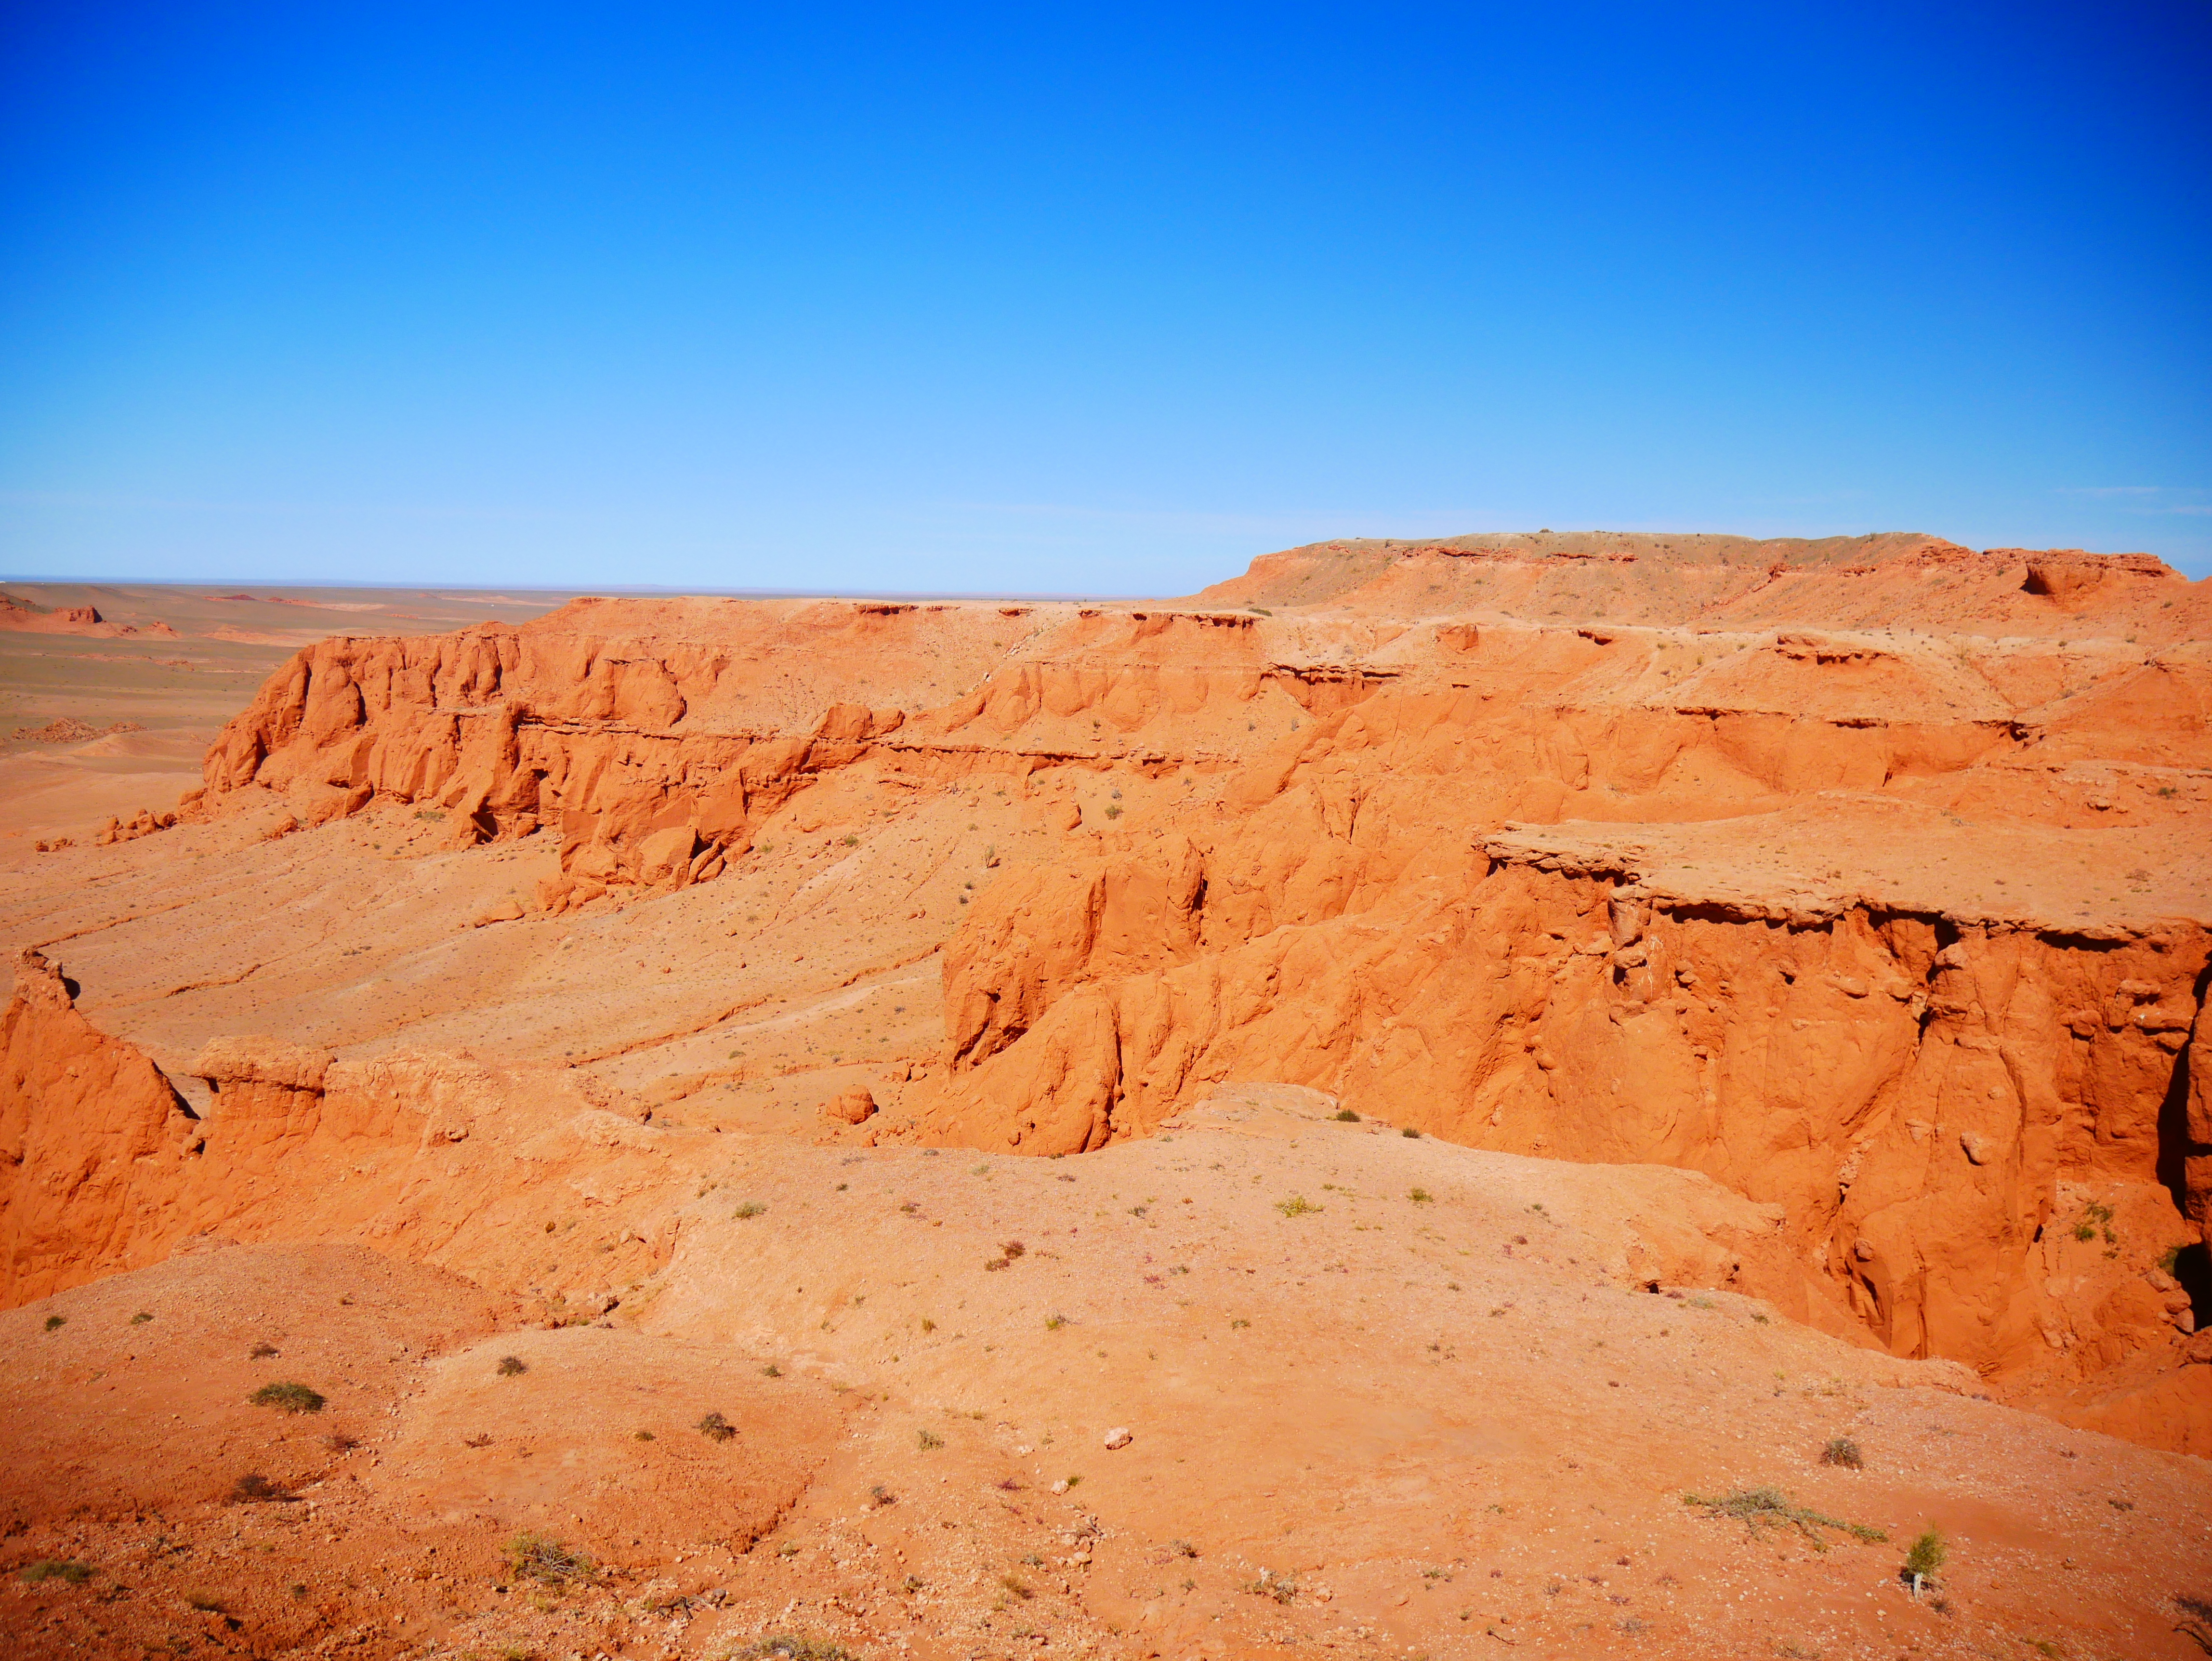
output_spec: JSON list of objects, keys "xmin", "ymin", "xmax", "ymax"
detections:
[{"xmin": 1, "ymin": 531, "xmax": 2208, "ymax": 1658}]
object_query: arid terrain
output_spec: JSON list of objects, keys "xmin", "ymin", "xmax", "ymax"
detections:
[{"xmin": 2, "ymin": 532, "xmax": 2210, "ymax": 1661}]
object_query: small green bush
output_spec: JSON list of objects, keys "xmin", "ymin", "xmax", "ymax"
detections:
[
  {"xmin": 1401, "ymin": 1126, "xmax": 1421, "ymax": 1139},
  {"xmin": 19, "ymin": 1560, "xmax": 93, "ymax": 1585},
  {"xmin": 1409, "ymin": 1187, "xmax": 1433, "ymax": 1203},
  {"xmin": 497, "ymin": 1355, "xmax": 528, "ymax": 1376},
  {"xmin": 698, "ymin": 1411, "xmax": 737, "ymax": 1443},
  {"xmin": 1333, "ymin": 1107, "xmax": 1360, "ymax": 1122},
  {"xmin": 250, "ymin": 1382, "xmax": 325, "ymax": 1414},
  {"xmin": 131, "ymin": 1311, "xmax": 153, "ymax": 1325},
  {"xmin": 917, "ymin": 1428, "xmax": 944, "ymax": 1451},
  {"xmin": 505, "ymin": 1532, "xmax": 592, "ymax": 1584},
  {"xmin": 733, "ymin": 1637, "xmax": 858, "ymax": 1661},
  {"xmin": 1276, "ymin": 1195, "xmax": 1321, "ymax": 1218},
  {"xmin": 43, "ymin": 1314, "xmax": 64, "ymax": 1333},
  {"xmin": 1904, "ymin": 1529, "xmax": 1947, "ymax": 1582},
  {"xmin": 1683, "ymin": 1487, "xmax": 1885, "ymax": 1548},
  {"xmin": 734, "ymin": 1201, "xmax": 767, "ymax": 1220},
  {"xmin": 1821, "ymin": 1437, "xmax": 1864, "ymax": 1470}
]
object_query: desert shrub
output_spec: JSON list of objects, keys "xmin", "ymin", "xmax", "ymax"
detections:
[
  {"xmin": 250, "ymin": 1382, "xmax": 325, "ymax": 1414},
  {"xmin": 1001, "ymin": 1240, "xmax": 1025, "ymax": 1259},
  {"xmin": 698, "ymin": 1411, "xmax": 737, "ymax": 1443},
  {"xmin": 733, "ymin": 1637, "xmax": 858, "ymax": 1661},
  {"xmin": 1333, "ymin": 1107, "xmax": 1360, "ymax": 1122},
  {"xmin": 1409, "ymin": 1187, "xmax": 1433, "ymax": 1203},
  {"xmin": 1246, "ymin": 1568, "xmax": 1297, "ymax": 1604},
  {"xmin": 1401, "ymin": 1127, "xmax": 1421, "ymax": 1139},
  {"xmin": 1276, "ymin": 1195, "xmax": 1321, "ymax": 1217},
  {"xmin": 1683, "ymin": 1487, "xmax": 1885, "ymax": 1548},
  {"xmin": 324, "ymin": 1433, "xmax": 358, "ymax": 1451},
  {"xmin": 228, "ymin": 1473, "xmax": 289, "ymax": 1504},
  {"xmin": 250, "ymin": 1342, "xmax": 279, "ymax": 1359},
  {"xmin": 762, "ymin": 1362, "xmax": 782, "ymax": 1378},
  {"xmin": 734, "ymin": 1201, "xmax": 767, "ymax": 1219},
  {"xmin": 917, "ymin": 1428, "xmax": 944, "ymax": 1451},
  {"xmin": 43, "ymin": 1314, "xmax": 64, "ymax": 1332},
  {"xmin": 1000, "ymin": 1573, "xmax": 1035, "ymax": 1599},
  {"xmin": 1171, "ymin": 1538, "xmax": 1198, "ymax": 1558},
  {"xmin": 497, "ymin": 1355, "xmax": 528, "ymax": 1376},
  {"xmin": 505, "ymin": 1532, "xmax": 592, "ymax": 1584},
  {"xmin": 19, "ymin": 1560, "xmax": 93, "ymax": 1585},
  {"xmin": 1044, "ymin": 1314, "xmax": 1066, "ymax": 1331},
  {"xmin": 1904, "ymin": 1529, "xmax": 1947, "ymax": 1582},
  {"xmin": 1821, "ymin": 1437, "xmax": 1864, "ymax": 1470},
  {"xmin": 634, "ymin": 1429, "xmax": 655, "ymax": 1441},
  {"xmin": 131, "ymin": 1311, "xmax": 153, "ymax": 1325}
]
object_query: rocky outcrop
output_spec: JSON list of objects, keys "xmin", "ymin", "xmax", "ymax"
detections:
[{"xmin": 0, "ymin": 951, "xmax": 201, "ymax": 1305}]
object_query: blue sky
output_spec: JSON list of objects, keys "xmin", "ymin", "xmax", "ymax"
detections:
[{"xmin": 3, "ymin": 2, "xmax": 2207, "ymax": 592}]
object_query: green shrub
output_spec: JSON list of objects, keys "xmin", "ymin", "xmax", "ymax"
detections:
[
  {"xmin": 1333, "ymin": 1107, "xmax": 1360, "ymax": 1122},
  {"xmin": 917, "ymin": 1428, "xmax": 944, "ymax": 1451},
  {"xmin": 43, "ymin": 1315, "xmax": 64, "ymax": 1332},
  {"xmin": 698, "ymin": 1411, "xmax": 737, "ymax": 1443},
  {"xmin": 1904, "ymin": 1529, "xmax": 1947, "ymax": 1582},
  {"xmin": 733, "ymin": 1637, "xmax": 858, "ymax": 1661},
  {"xmin": 19, "ymin": 1560, "xmax": 92, "ymax": 1585},
  {"xmin": 1276, "ymin": 1195, "xmax": 1321, "ymax": 1218},
  {"xmin": 1683, "ymin": 1487, "xmax": 1885, "ymax": 1548},
  {"xmin": 734, "ymin": 1201, "xmax": 767, "ymax": 1219},
  {"xmin": 250, "ymin": 1382, "xmax": 325, "ymax": 1414},
  {"xmin": 1401, "ymin": 1127, "xmax": 1421, "ymax": 1139},
  {"xmin": 1821, "ymin": 1437, "xmax": 1864, "ymax": 1470},
  {"xmin": 497, "ymin": 1355, "xmax": 527, "ymax": 1376},
  {"xmin": 504, "ymin": 1532, "xmax": 592, "ymax": 1584}
]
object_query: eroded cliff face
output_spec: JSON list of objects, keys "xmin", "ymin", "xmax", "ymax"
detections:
[{"xmin": 10, "ymin": 530, "xmax": 2211, "ymax": 1453}]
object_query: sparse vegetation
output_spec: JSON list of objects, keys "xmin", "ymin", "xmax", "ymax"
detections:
[
  {"xmin": 497, "ymin": 1354, "xmax": 528, "ymax": 1376},
  {"xmin": 1401, "ymin": 1126, "xmax": 1421, "ymax": 1138},
  {"xmin": 1821, "ymin": 1437, "xmax": 1864, "ymax": 1470},
  {"xmin": 43, "ymin": 1314, "xmax": 64, "ymax": 1332},
  {"xmin": 762, "ymin": 1362, "xmax": 782, "ymax": 1378},
  {"xmin": 131, "ymin": 1311, "xmax": 153, "ymax": 1325},
  {"xmin": 634, "ymin": 1429, "xmax": 655, "ymax": 1441},
  {"xmin": 1682, "ymin": 1487, "xmax": 1886, "ymax": 1548},
  {"xmin": 1044, "ymin": 1314, "xmax": 1067, "ymax": 1331},
  {"xmin": 1333, "ymin": 1107, "xmax": 1360, "ymax": 1121},
  {"xmin": 1409, "ymin": 1187, "xmax": 1433, "ymax": 1203},
  {"xmin": 1276, "ymin": 1194, "xmax": 1321, "ymax": 1217},
  {"xmin": 19, "ymin": 1560, "xmax": 93, "ymax": 1585},
  {"xmin": 505, "ymin": 1531, "xmax": 592, "ymax": 1585},
  {"xmin": 733, "ymin": 1637, "xmax": 859, "ymax": 1661},
  {"xmin": 250, "ymin": 1382, "xmax": 325, "ymax": 1414},
  {"xmin": 228, "ymin": 1473, "xmax": 289, "ymax": 1503},
  {"xmin": 1904, "ymin": 1528, "xmax": 1947, "ymax": 1588},
  {"xmin": 250, "ymin": 1341, "xmax": 279, "ymax": 1359},
  {"xmin": 917, "ymin": 1428, "xmax": 944, "ymax": 1450},
  {"xmin": 1246, "ymin": 1568, "xmax": 1297, "ymax": 1603},
  {"xmin": 698, "ymin": 1411, "xmax": 737, "ymax": 1442},
  {"xmin": 1000, "ymin": 1573, "xmax": 1035, "ymax": 1599},
  {"xmin": 1171, "ymin": 1538, "xmax": 1198, "ymax": 1558},
  {"xmin": 734, "ymin": 1201, "xmax": 767, "ymax": 1219}
]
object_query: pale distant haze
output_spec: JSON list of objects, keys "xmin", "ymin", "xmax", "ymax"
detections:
[{"xmin": 3, "ymin": 3, "xmax": 2208, "ymax": 591}]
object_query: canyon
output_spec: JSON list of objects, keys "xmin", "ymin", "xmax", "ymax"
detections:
[{"xmin": 1, "ymin": 531, "xmax": 2208, "ymax": 1660}]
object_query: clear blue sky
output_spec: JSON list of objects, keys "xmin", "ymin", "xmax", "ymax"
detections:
[{"xmin": 3, "ymin": 3, "xmax": 2207, "ymax": 592}]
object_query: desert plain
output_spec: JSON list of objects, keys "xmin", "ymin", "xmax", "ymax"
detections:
[{"xmin": 1, "ymin": 531, "xmax": 2210, "ymax": 1661}]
